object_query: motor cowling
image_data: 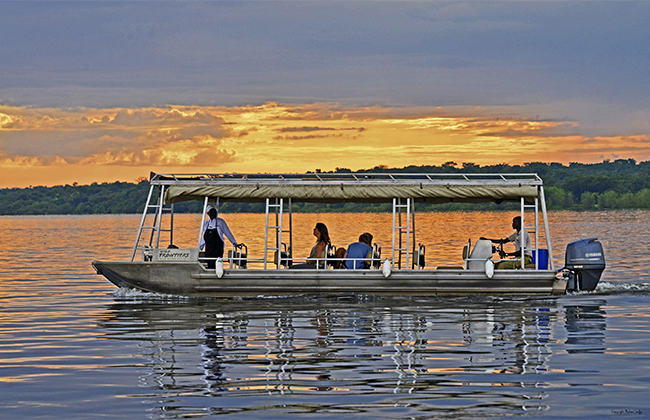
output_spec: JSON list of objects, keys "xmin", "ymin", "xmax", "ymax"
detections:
[{"xmin": 565, "ymin": 238, "xmax": 605, "ymax": 291}]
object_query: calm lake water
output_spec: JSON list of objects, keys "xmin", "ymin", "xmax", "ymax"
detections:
[{"xmin": 1, "ymin": 211, "xmax": 649, "ymax": 419}]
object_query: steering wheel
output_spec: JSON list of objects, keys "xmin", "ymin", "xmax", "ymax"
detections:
[{"xmin": 493, "ymin": 242, "xmax": 505, "ymax": 258}]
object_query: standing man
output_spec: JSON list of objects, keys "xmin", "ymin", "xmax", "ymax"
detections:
[
  {"xmin": 200, "ymin": 206, "xmax": 238, "ymax": 268},
  {"xmin": 481, "ymin": 216, "xmax": 531, "ymax": 269}
]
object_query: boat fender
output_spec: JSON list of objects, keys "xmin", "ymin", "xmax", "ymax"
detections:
[
  {"xmin": 485, "ymin": 260, "xmax": 494, "ymax": 278},
  {"xmin": 216, "ymin": 257, "xmax": 224, "ymax": 278},
  {"xmin": 382, "ymin": 259, "xmax": 391, "ymax": 278}
]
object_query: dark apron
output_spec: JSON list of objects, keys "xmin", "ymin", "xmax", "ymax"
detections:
[{"xmin": 204, "ymin": 228, "xmax": 224, "ymax": 268}]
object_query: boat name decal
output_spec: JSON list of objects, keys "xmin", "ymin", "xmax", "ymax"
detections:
[{"xmin": 158, "ymin": 250, "xmax": 192, "ymax": 260}]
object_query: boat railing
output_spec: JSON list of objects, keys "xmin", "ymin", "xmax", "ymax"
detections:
[
  {"xmin": 195, "ymin": 254, "xmax": 383, "ymax": 271},
  {"xmin": 228, "ymin": 243, "xmax": 248, "ymax": 269},
  {"xmin": 148, "ymin": 243, "xmax": 548, "ymax": 272}
]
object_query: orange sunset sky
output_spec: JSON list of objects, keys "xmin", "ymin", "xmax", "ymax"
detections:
[
  {"xmin": 2, "ymin": 2, "xmax": 649, "ymax": 188},
  {"xmin": 2, "ymin": 102, "xmax": 649, "ymax": 188}
]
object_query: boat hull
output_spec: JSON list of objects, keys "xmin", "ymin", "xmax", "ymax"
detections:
[{"xmin": 92, "ymin": 260, "xmax": 566, "ymax": 297}]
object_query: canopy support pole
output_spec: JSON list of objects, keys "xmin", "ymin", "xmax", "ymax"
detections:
[{"xmin": 539, "ymin": 186, "xmax": 555, "ymax": 271}]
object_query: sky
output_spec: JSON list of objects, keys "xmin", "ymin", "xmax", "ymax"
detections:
[{"xmin": 1, "ymin": 1, "xmax": 649, "ymax": 188}]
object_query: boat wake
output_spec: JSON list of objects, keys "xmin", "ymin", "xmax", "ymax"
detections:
[
  {"xmin": 573, "ymin": 281, "xmax": 650, "ymax": 295},
  {"xmin": 110, "ymin": 287, "xmax": 190, "ymax": 301},
  {"xmin": 109, "ymin": 281, "xmax": 650, "ymax": 302}
]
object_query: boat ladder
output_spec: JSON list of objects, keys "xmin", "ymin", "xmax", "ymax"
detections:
[
  {"xmin": 392, "ymin": 197, "xmax": 416, "ymax": 269},
  {"xmin": 264, "ymin": 198, "xmax": 292, "ymax": 269},
  {"xmin": 131, "ymin": 184, "xmax": 174, "ymax": 261}
]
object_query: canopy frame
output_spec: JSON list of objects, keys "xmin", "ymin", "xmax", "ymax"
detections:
[
  {"xmin": 130, "ymin": 172, "xmax": 552, "ymax": 270},
  {"xmin": 154, "ymin": 172, "xmax": 543, "ymax": 205}
]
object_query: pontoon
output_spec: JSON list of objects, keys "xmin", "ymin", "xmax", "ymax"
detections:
[{"xmin": 92, "ymin": 172, "xmax": 605, "ymax": 297}]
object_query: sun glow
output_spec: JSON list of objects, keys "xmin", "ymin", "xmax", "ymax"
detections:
[{"xmin": 0, "ymin": 102, "xmax": 648, "ymax": 188}]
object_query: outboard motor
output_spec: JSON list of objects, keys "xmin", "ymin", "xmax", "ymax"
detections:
[{"xmin": 565, "ymin": 238, "xmax": 605, "ymax": 292}]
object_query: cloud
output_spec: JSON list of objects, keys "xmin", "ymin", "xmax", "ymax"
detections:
[
  {"xmin": 0, "ymin": 105, "xmax": 234, "ymax": 165},
  {"xmin": 273, "ymin": 133, "xmax": 344, "ymax": 141},
  {"xmin": 474, "ymin": 120, "xmax": 580, "ymax": 138},
  {"xmin": 278, "ymin": 126, "xmax": 337, "ymax": 133},
  {"xmin": 110, "ymin": 108, "xmax": 226, "ymax": 127},
  {"xmin": 75, "ymin": 143, "xmax": 237, "ymax": 167},
  {"xmin": 0, "ymin": 113, "xmax": 15, "ymax": 127},
  {"xmin": 2, "ymin": 0, "xmax": 649, "ymax": 134},
  {"xmin": 2, "ymin": 101, "xmax": 650, "ymax": 188},
  {"xmin": 278, "ymin": 126, "xmax": 366, "ymax": 133},
  {"xmin": 191, "ymin": 149, "xmax": 237, "ymax": 165}
]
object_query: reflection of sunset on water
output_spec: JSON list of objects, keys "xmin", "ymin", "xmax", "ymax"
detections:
[
  {"xmin": 2, "ymin": 103, "xmax": 649, "ymax": 188},
  {"xmin": 1, "ymin": 211, "xmax": 649, "ymax": 418}
]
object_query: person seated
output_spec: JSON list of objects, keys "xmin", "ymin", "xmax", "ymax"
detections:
[
  {"xmin": 290, "ymin": 222, "xmax": 331, "ymax": 269},
  {"xmin": 342, "ymin": 232, "xmax": 373, "ymax": 270},
  {"xmin": 481, "ymin": 216, "xmax": 532, "ymax": 269}
]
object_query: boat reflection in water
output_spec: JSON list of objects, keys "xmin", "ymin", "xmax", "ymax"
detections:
[
  {"xmin": 564, "ymin": 299, "xmax": 607, "ymax": 354},
  {"xmin": 96, "ymin": 295, "xmax": 607, "ymax": 417}
]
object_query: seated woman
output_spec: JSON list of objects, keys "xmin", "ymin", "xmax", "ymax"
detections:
[{"xmin": 290, "ymin": 222, "xmax": 331, "ymax": 269}]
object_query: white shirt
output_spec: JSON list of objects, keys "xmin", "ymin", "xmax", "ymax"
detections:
[
  {"xmin": 199, "ymin": 217, "xmax": 237, "ymax": 250},
  {"xmin": 508, "ymin": 229, "xmax": 532, "ymax": 257}
]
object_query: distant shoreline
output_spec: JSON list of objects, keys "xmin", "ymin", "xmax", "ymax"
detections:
[{"xmin": 3, "ymin": 159, "xmax": 650, "ymax": 215}]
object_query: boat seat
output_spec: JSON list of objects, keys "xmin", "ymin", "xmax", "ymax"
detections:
[
  {"xmin": 466, "ymin": 239, "xmax": 493, "ymax": 270},
  {"xmin": 369, "ymin": 244, "xmax": 382, "ymax": 268},
  {"xmin": 228, "ymin": 249, "xmax": 248, "ymax": 268},
  {"xmin": 312, "ymin": 248, "xmax": 330, "ymax": 269},
  {"xmin": 327, "ymin": 245, "xmax": 338, "ymax": 268},
  {"xmin": 364, "ymin": 249, "xmax": 381, "ymax": 269},
  {"xmin": 227, "ymin": 244, "xmax": 248, "ymax": 268},
  {"xmin": 288, "ymin": 246, "xmax": 332, "ymax": 269},
  {"xmin": 273, "ymin": 250, "xmax": 292, "ymax": 267}
]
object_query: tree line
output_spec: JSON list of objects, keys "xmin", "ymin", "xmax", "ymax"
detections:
[{"xmin": 2, "ymin": 158, "xmax": 650, "ymax": 215}]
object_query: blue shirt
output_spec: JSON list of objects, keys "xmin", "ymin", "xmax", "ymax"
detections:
[{"xmin": 345, "ymin": 242, "xmax": 372, "ymax": 269}]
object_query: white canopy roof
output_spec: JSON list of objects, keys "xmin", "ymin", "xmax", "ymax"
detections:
[{"xmin": 152, "ymin": 172, "xmax": 543, "ymax": 204}]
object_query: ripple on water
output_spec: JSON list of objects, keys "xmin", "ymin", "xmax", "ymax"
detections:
[{"xmin": 2, "ymin": 212, "xmax": 650, "ymax": 419}]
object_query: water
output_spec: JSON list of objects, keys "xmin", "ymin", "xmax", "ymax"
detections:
[{"xmin": 1, "ymin": 211, "xmax": 649, "ymax": 419}]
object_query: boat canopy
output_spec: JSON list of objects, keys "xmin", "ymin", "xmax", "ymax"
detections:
[{"xmin": 154, "ymin": 172, "xmax": 543, "ymax": 205}]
